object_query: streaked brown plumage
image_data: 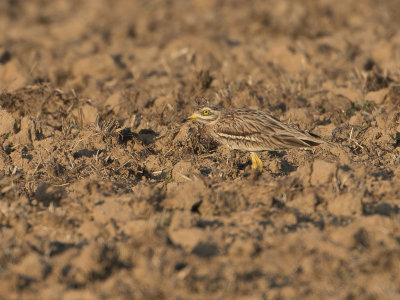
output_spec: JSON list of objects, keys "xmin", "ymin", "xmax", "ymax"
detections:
[{"xmin": 185, "ymin": 106, "xmax": 328, "ymax": 170}]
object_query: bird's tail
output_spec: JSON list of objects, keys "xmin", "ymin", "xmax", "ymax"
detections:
[
  {"xmin": 276, "ymin": 131, "xmax": 333, "ymax": 149},
  {"xmin": 299, "ymin": 132, "xmax": 334, "ymax": 147}
]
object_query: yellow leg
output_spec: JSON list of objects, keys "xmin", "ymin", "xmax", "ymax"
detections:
[{"xmin": 251, "ymin": 153, "xmax": 263, "ymax": 171}]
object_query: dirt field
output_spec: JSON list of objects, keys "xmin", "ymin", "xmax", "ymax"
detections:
[{"xmin": 1, "ymin": 0, "xmax": 400, "ymax": 299}]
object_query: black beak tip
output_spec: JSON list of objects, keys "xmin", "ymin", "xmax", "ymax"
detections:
[{"xmin": 181, "ymin": 118, "xmax": 189, "ymax": 124}]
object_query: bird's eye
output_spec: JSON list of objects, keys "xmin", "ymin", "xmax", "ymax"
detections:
[{"xmin": 202, "ymin": 109, "xmax": 211, "ymax": 116}]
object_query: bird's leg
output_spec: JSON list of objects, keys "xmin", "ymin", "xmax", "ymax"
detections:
[{"xmin": 251, "ymin": 152, "xmax": 263, "ymax": 171}]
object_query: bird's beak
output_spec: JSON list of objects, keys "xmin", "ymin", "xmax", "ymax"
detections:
[{"xmin": 181, "ymin": 114, "xmax": 198, "ymax": 123}]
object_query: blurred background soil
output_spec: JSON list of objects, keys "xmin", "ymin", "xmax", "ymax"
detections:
[{"xmin": 1, "ymin": 0, "xmax": 400, "ymax": 299}]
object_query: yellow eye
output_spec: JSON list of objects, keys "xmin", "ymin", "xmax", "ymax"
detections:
[{"xmin": 202, "ymin": 109, "xmax": 211, "ymax": 116}]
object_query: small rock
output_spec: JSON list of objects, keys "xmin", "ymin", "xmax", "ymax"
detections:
[
  {"xmin": 169, "ymin": 228, "xmax": 207, "ymax": 252},
  {"xmin": 348, "ymin": 114, "xmax": 364, "ymax": 126},
  {"xmin": 92, "ymin": 198, "xmax": 132, "ymax": 223},
  {"xmin": 279, "ymin": 286, "xmax": 297, "ymax": 299},
  {"xmin": 8, "ymin": 116, "xmax": 41, "ymax": 145},
  {"xmin": 80, "ymin": 103, "xmax": 99, "ymax": 125},
  {"xmin": 0, "ymin": 109, "xmax": 15, "ymax": 135},
  {"xmin": 123, "ymin": 219, "xmax": 156, "ymax": 237},
  {"xmin": 272, "ymin": 211, "xmax": 297, "ymax": 229},
  {"xmin": 327, "ymin": 192, "xmax": 361, "ymax": 216},
  {"xmin": 332, "ymin": 87, "xmax": 363, "ymax": 104},
  {"xmin": 164, "ymin": 180, "xmax": 208, "ymax": 211},
  {"xmin": 310, "ymin": 160, "xmax": 336, "ymax": 186},
  {"xmin": 313, "ymin": 123, "xmax": 335, "ymax": 140},
  {"xmin": 285, "ymin": 108, "xmax": 314, "ymax": 127},
  {"xmin": 0, "ymin": 59, "xmax": 28, "ymax": 91},
  {"xmin": 105, "ymin": 92, "xmax": 123, "ymax": 115},
  {"xmin": 331, "ymin": 94, "xmax": 354, "ymax": 112},
  {"xmin": 287, "ymin": 192, "xmax": 317, "ymax": 214},
  {"xmin": 353, "ymin": 228, "xmax": 370, "ymax": 249},
  {"xmin": 228, "ymin": 239, "xmax": 258, "ymax": 257},
  {"xmin": 267, "ymin": 44, "xmax": 305, "ymax": 74},
  {"xmin": 374, "ymin": 113, "xmax": 390, "ymax": 129},
  {"xmin": 14, "ymin": 253, "xmax": 50, "ymax": 280},
  {"xmin": 72, "ymin": 54, "xmax": 119, "ymax": 81},
  {"xmin": 293, "ymin": 162, "xmax": 312, "ymax": 186},
  {"xmin": 169, "ymin": 210, "xmax": 196, "ymax": 230},
  {"xmin": 192, "ymin": 242, "xmax": 219, "ymax": 258},
  {"xmin": 65, "ymin": 242, "xmax": 120, "ymax": 286},
  {"xmin": 374, "ymin": 202, "xmax": 396, "ymax": 216},
  {"xmin": 35, "ymin": 183, "xmax": 65, "ymax": 206},
  {"xmin": 365, "ymin": 88, "xmax": 388, "ymax": 104},
  {"xmin": 77, "ymin": 220, "xmax": 102, "ymax": 238},
  {"xmin": 388, "ymin": 84, "xmax": 400, "ymax": 103},
  {"xmin": 153, "ymin": 94, "xmax": 174, "ymax": 115},
  {"xmin": 171, "ymin": 160, "xmax": 193, "ymax": 183}
]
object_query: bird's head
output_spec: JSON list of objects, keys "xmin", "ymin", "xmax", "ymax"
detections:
[{"xmin": 183, "ymin": 106, "xmax": 221, "ymax": 124}]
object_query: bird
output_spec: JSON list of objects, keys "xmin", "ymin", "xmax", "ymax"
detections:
[{"xmin": 183, "ymin": 105, "xmax": 329, "ymax": 171}]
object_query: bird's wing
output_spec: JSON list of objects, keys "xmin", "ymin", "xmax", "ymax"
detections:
[
  {"xmin": 270, "ymin": 121, "xmax": 325, "ymax": 148},
  {"xmin": 215, "ymin": 110, "xmax": 279, "ymax": 137},
  {"xmin": 215, "ymin": 109, "xmax": 325, "ymax": 148}
]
